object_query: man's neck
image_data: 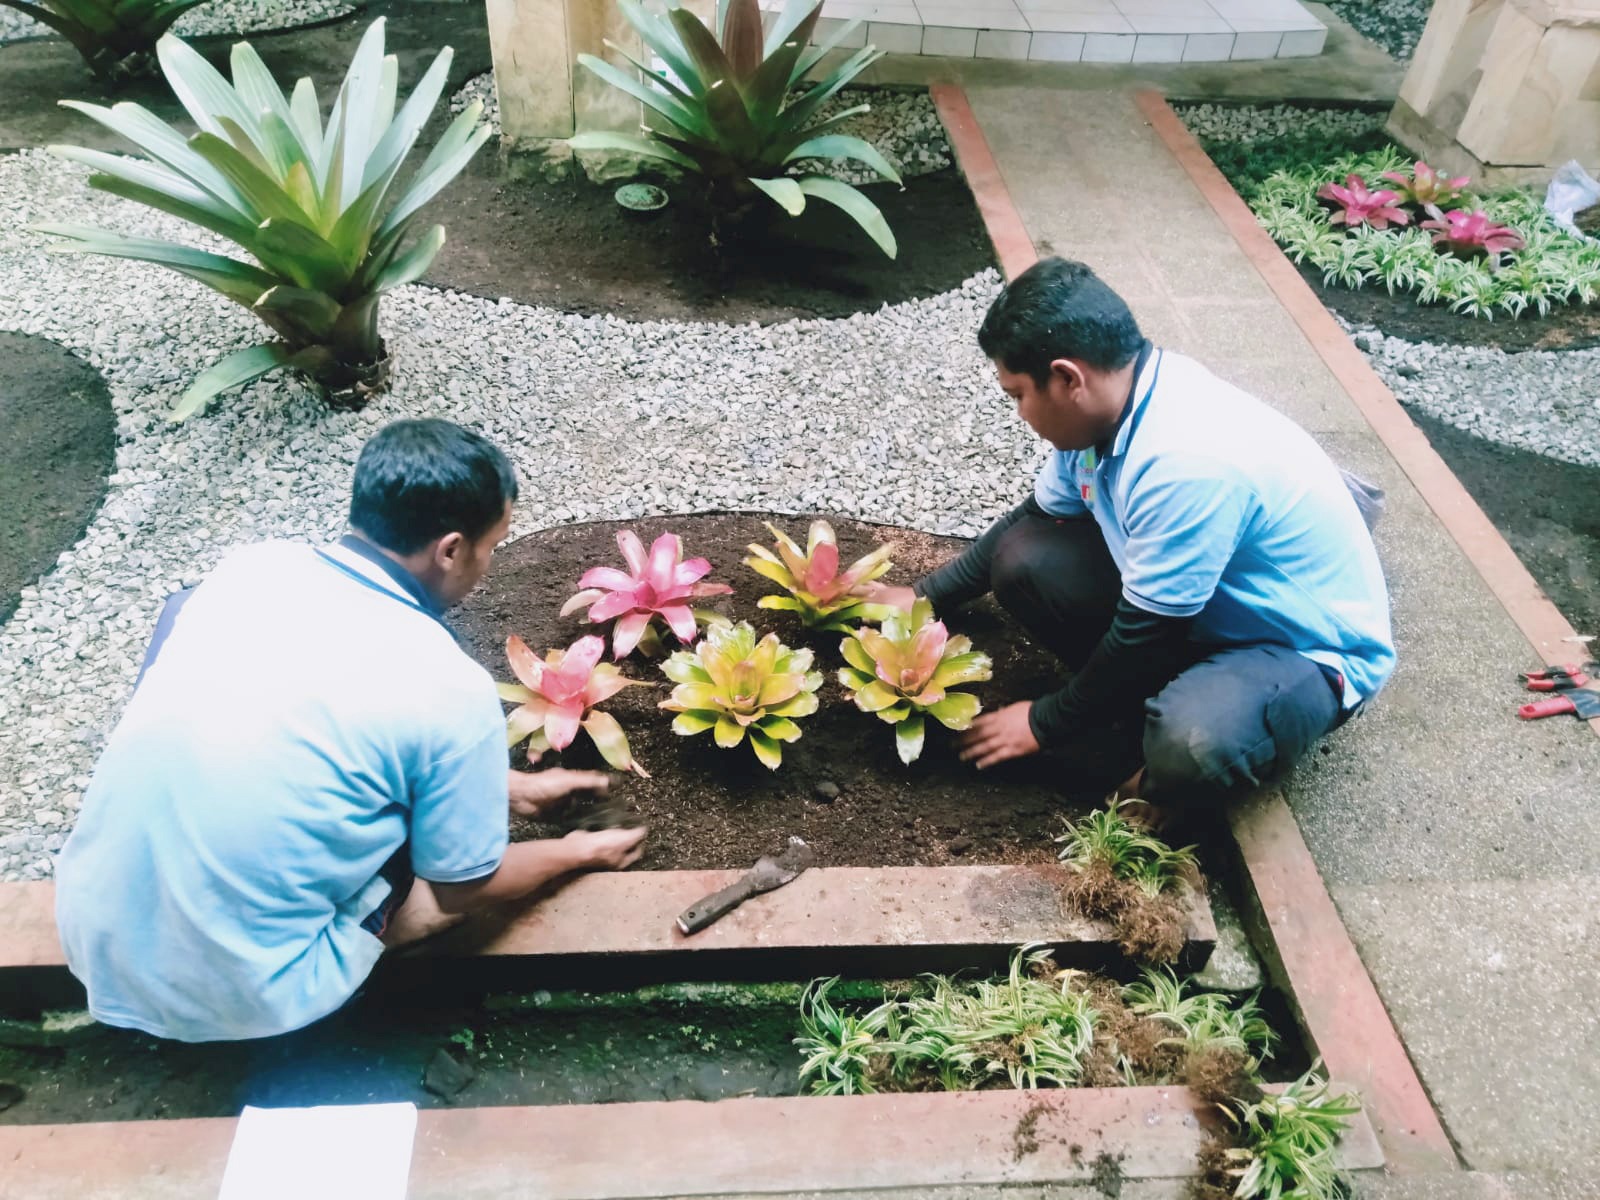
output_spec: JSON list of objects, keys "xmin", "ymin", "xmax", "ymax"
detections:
[{"xmin": 342, "ymin": 532, "xmax": 445, "ymax": 614}]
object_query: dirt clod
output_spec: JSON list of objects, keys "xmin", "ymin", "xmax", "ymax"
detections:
[
  {"xmin": 1012, "ymin": 1100, "xmax": 1051, "ymax": 1161},
  {"xmin": 1089, "ymin": 1149, "xmax": 1125, "ymax": 1198},
  {"xmin": 1113, "ymin": 890, "xmax": 1188, "ymax": 966},
  {"xmin": 1183, "ymin": 1044, "xmax": 1263, "ymax": 1108},
  {"xmin": 1190, "ymin": 1135, "xmax": 1236, "ymax": 1200},
  {"xmin": 421, "ymin": 1048, "xmax": 476, "ymax": 1100}
]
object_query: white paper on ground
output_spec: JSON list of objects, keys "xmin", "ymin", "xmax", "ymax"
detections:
[{"xmin": 217, "ymin": 1102, "xmax": 418, "ymax": 1200}]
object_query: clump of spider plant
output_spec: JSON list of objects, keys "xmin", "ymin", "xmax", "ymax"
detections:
[
  {"xmin": 499, "ymin": 634, "xmax": 649, "ymax": 776},
  {"xmin": 744, "ymin": 519, "xmax": 895, "ymax": 632},
  {"xmin": 837, "ymin": 597, "xmax": 992, "ymax": 764},
  {"xmin": 796, "ymin": 946, "xmax": 1097, "ymax": 1096},
  {"xmin": 1219, "ymin": 1065, "xmax": 1360, "ymax": 1200},
  {"xmin": 658, "ymin": 620, "xmax": 822, "ymax": 769},
  {"xmin": 1121, "ymin": 967, "xmax": 1276, "ymax": 1102},
  {"xmin": 1055, "ymin": 799, "xmax": 1199, "ymax": 965}
]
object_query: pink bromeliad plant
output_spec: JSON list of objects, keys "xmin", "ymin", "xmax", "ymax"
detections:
[
  {"xmin": 838, "ymin": 598, "xmax": 993, "ymax": 765},
  {"xmin": 1315, "ymin": 174, "xmax": 1410, "ymax": 230},
  {"xmin": 745, "ymin": 519, "xmax": 896, "ymax": 632},
  {"xmin": 1420, "ymin": 208, "xmax": 1526, "ymax": 260},
  {"xmin": 562, "ymin": 530, "xmax": 733, "ymax": 659},
  {"xmin": 1380, "ymin": 160, "xmax": 1470, "ymax": 209},
  {"xmin": 500, "ymin": 634, "xmax": 649, "ymax": 775}
]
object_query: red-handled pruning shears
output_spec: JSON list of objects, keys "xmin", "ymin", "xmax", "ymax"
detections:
[
  {"xmin": 1519, "ymin": 690, "xmax": 1600, "ymax": 721},
  {"xmin": 1518, "ymin": 661, "xmax": 1598, "ymax": 692}
]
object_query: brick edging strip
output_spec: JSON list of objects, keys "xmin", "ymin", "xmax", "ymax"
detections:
[
  {"xmin": 1134, "ymin": 89, "xmax": 1600, "ymax": 736},
  {"xmin": 0, "ymin": 866, "xmax": 1217, "ymax": 978},
  {"xmin": 1231, "ymin": 791, "xmax": 1458, "ymax": 1172},
  {"xmin": 0, "ymin": 1084, "xmax": 1383, "ymax": 1199},
  {"xmin": 930, "ymin": 84, "xmax": 1036, "ymax": 282}
]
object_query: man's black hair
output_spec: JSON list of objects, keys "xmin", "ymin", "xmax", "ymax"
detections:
[
  {"xmin": 349, "ymin": 419, "xmax": 519, "ymax": 555},
  {"xmin": 977, "ymin": 257, "xmax": 1145, "ymax": 383}
]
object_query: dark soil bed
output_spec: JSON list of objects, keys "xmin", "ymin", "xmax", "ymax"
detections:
[
  {"xmin": 451, "ymin": 514, "xmax": 1079, "ymax": 871},
  {"xmin": 421, "ymin": 165, "xmax": 994, "ymax": 323},
  {"xmin": 0, "ymin": 331, "xmax": 115, "ymax": 622},
  {"xmin": 1295, "ymin": 261, "xmax": 1600, "ymax": 352},
  {"xmin": 1406, "ymin": 410, "xmax": 1600, "ymax": 635}
]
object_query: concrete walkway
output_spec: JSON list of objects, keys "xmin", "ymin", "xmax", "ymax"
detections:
[{"xmin": 919, "ymin": 82, "xmax": 1599, "ymax": 1200}]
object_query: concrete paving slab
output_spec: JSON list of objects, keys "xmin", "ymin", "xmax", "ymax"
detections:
[{"xmin": 1332, "ymin": 878, "xmax": 1600, "ymax": 1178}]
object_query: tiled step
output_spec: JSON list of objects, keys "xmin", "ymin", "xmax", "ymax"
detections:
[{"xmin": 771, "ymin": 0, "xmax": 1327, "ymax": 62}]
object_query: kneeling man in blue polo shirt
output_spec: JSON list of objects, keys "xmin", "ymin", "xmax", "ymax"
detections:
[
  {"xmin": 872, "ymin": 258, "xmax": 1395, "ymax": 820},
  {"xmin": 55, "ymin": 419, "xmax": 646, "ymax": 1043}
]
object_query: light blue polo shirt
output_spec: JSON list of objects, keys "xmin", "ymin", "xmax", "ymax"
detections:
[
  {"xmin": 55, "ymin": 540, "xmax": 510, "ymax": 1043},
  {"xmin": 1034, "ymin": 348, "xmax": 1394, "ymax": 706}
]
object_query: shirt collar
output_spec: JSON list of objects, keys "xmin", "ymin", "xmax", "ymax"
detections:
[
  {"xmin": 327, "ymin": 533, "xmax": 448, "ymax": 620},
  {"xmin": 1100, "ymin": 341, "xmax": 1160, "ymax": 461}
]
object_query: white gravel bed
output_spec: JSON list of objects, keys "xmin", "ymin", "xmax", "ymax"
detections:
[
  {"xmin": 450, "ymin": 73, "xmax": 953, "ymax": 185},
  {"xmin": 0, "ymin": 0, "xmax": 357, "ymax": 45},
  {"xmin": 1342, "ymin": 319, "xmax": 1600, "ymax": 468},
  {"xmin": 0, "ymin": 149, "xmax": 1015, "ymax": 881},
  {"xmin": 1322, "ymin": 0, "xmax": 1432, "ymax": 61},
  {"xmin": 1173, "ymin": 102, "xmax": 1387, "ymax": 145}
]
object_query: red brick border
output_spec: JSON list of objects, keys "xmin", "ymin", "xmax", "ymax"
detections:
[
  {"xmin": 930, "ymin": 84, "xmax": 1035, "ymax": 282},
  {"xmin": 0, "ymin": 1083, "xmax": 1382, "ymax": 1199},
  {"xmin": 1134, "ymin": 89, "xmax": 1600, "ymax": 737}
]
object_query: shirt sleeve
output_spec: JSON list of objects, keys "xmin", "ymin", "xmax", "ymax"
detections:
[
  {"xmin": 408, "ymin": 712, "xmax": 510, "ymax": 885},
  {"xmin": 1033, "ymin": 450, "xmax": 1091, "ymax": 519},
  {"xmin": 1118, "ymin": 459, "xmax": 1256, "ymax": 618}
]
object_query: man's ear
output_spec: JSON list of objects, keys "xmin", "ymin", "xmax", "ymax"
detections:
[
  {"xmin": 1048, "ymin": 358, "xmax": 1085, "ymax": 392},
  {"xmin": 432, "ymin": 531, "xmax": 467, "ymax": 570}
]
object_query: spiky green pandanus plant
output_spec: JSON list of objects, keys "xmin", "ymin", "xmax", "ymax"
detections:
[
  {"xmin": 38, "ymin": 20, "xmax": 490, "ymax": 419},
  {"xmin": 570, "ymin": 0, "xmax": 901, "ymax": 257},
  {"xmin": 0, "ymin": 0, "xmax": 211, "ymax": 82}
]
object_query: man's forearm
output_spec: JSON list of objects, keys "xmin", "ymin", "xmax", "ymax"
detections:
[
  {"xmin": 430, "ymin": 839, "xmax": 590, "ymax": 914},
  {"xmin": 914, "ymin": 496, "xmax": 1046, "ymax": 611}
]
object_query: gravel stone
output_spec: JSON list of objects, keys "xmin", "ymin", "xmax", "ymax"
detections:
[
  {"xmin": 1321, "ymin": 0, "xmax": 1434, "ymax": 61},
  {"xmin": 0, "ymin": 149, "xmax": 1015, "ymax": 881},
  {"xmin": 1172, "ymin": 102, "xmax": 1387, "ymax": 146},
  {"xmin": 451, "ymin": 74, "xmax": 953, "ymax": 185},
  {"xmin": 0, "ymin": 0, "xmax": 357, "ymax": 44}
]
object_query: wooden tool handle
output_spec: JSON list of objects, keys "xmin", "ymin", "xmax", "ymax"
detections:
[{"xmin": 676, "ymin": 877, "xmax": 759, "ymax": 935}]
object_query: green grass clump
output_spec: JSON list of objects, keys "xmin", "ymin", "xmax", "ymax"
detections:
[
  {"xmin": 1122, "ymin": 967, "xmax": 1276, "ymax": 1067},
  {"xmin": 1221, "ymin": 1065, "xmax": 1361, "ymax": 1200}
]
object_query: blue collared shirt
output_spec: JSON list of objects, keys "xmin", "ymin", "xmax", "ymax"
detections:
[
  {"xmin": 1034, "ymin": 348, "xmax": 1395, "ymax": 706},
  {"xmin": 55, "ymin": 540, "xmax": 509, "ymax": 1042}
]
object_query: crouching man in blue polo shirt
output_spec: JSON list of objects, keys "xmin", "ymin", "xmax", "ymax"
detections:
[
  {"xmin": 55, "ymin": 419, "xmax": 646, "ymax": 1043},
  {"xmin": 871, "ymin": 258, "xmax": 1395, "ymax": 821}
]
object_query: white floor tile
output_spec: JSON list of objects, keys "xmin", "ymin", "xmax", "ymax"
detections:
[
  {"xmin": 921, "ymin": 24, "xmax": 980, "ymax": 53},
  {"xmin": 1082, "ymin": 31, "xmax": 1136, "ymax": 59},
  {"xmin": 1207, "ymin": 0, "xmax": 1311, "ymax": 17},
  {"xmin": 1181, "ymin": 30, "xmax": 1235, "ymax": 58},
  {"xmin": 867, "ymin": 19, "xmax": 924, "ymax": 50},
  {"xmin": 1123, "ymin": 13, "xmax": 1229, "ymax": 31},
  {"xmin": 1017, "ymin": 0, "xmax": 1119, "ymax": 10},
  {"xmin": 1229, "ymin": 29, "xmax": 1281, "ymax": 55},
  {"xmin": 977, "ymin": 28, "xmax": 1033, "ymax": 55},
  {"xmin": 919, "ymin": 4, "xmax": 1031, "ymax": 28},
  {"xmin": 1114, "ymin": 0, "xmax": 1215, "ymax": 15},
  {"xmin": 1132, "ymin": 32, "xmax": 1186, "ymax": 59},
  {"xmin": 1024, "ymin": 9, "xmax": 1133, "ymax": 31},
  {"xmin": 1278, "ymin": 26, "xmax": 1327, "ymax": 54},
  {"xmin": 813, "ymin": 15, "xmax": 869, "ymax": 46},
  {"xmin": 1223, "ymin": 15, "xmax": 1322, "ymax": 30},
  {"xmin": 1028, "ymin": 30, "xmax": 1086, "ymax": 58}
]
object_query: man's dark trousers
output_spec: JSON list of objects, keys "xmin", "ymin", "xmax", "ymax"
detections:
[{"xmin": 991, "ymin": 512, "xmax": 1344, "ymax": 809}]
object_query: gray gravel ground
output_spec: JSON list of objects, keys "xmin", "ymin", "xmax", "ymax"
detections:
[
  {"xmin": 0, "ymin": 150, "xmax": 1013, "ymax": 880},
  {"xmin": 1343, "ymin": 320, "xmax": 1600, "ymax": 469},
  {"xmin": 1173, "ymin": 101, "xmax": 1386, "ymax": 145},
  {"xmin": 1321, "ymin": 0, "xmax": 1433, "ymax": 61},
  {"xmin": 0, "ymin": 0, "xmax": 357, "ymax": 44},
  {"xmin": 451, "ymin": 73, "xmax": 953, "ymax": 185}
]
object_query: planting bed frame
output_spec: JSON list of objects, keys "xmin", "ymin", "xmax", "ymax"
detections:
[{"xmin": 0, "ymin": 86, "xmax": 1477, "ymax": 1196}]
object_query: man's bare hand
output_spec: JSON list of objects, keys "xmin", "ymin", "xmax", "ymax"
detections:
[
  {"xmin": 862, "ymin": 583, "xmax": 917, "ymax": 613},
  {"xmin": 563, "ymin": 825, "xmax": 647, "ymax": 871},
  {"xmin": 957, "ymin": 701, "xmax": 1041, "ymax": 769},
  {"xmin": 509, "ymin": 768, "xmax": 611, "ymax": 817}
]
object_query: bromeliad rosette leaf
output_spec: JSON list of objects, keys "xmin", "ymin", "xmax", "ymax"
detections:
[
  {"xmin": 658, "ymin": 621, "xmax": 822, "ymax": 769},
  {"xmin": 500, "ymin": 634, "xmax": 650, "ymax": 776},
  {"xmin": 838, "ymin": 597, "xmax": 992, "ymax": 765},
  {"xmin": 745, "ymin": 519, "xmax": 895, "ymax": 633},
  {"xmin": 562, "ymin": 529, "xmax": 734, "ymax": 660},
  {"xmin": 0, "ymin": 0, "xmax": 211, "ymax": 81},
  {"xmin": 38, "ymin": 19, "xmax": 491, "ymax": 418}
]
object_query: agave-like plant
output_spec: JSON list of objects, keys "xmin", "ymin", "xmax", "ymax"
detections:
[
  {"xmin": 1315, "ymin": 174, "xmax": 1409, "ymax": 231},
  {"xmin": 0, "ymin": 0, "xmax": 209, "ymax": 82},
  {"xmin": 37, "ymin": 20, "xmax": 490, "ymax": 419},
  {"xmin": 745, "ymin": 519, "xmax": 894, "ymax": 632},
  {"xmin": 658, "ymin": 621, "xmax": 822, "ymax": 769},
  {"xmin": 499, "ymin": 634, "xmax": 650, "ymax": 776},
  {"xmin": 1380, "ymin": 160, "xmax": 1469, "ymax": 209},
  {"xmin": 837, "ymin": 598, "xmax": 992, "ymax": 765},
  {"xmin": 569, "ymin": 0, "xmax": 901, "ymax": 257},
  {"xmin": 562, "ymin": 529, "xmax": 734, "ymax": 660},
  {"xmin": 1420, "ymin": 207, "xmax": 1526, "ymax": 260}
]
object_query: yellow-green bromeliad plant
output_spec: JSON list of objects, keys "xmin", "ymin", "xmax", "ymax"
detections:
[
  {"xmin": 570, "ymin": 0, "xmax": 901, "ymax": 257},
  {"xmin": 744, "ymin": 519, "xmax": 894, "ymax": 633},
  {"xmin": 839, "ymin": 598, "xmax": 992, "ymax": 764},
  {"xmin": 0, "ymin": 0, "xmax": 212, "ymax": 82},
  {"xmin": 38, "ymin": 19, "xmax": 490, "ymax": 418},
  {"xmin": 659, "ymin": 621, "xmax": 823, "ymax": 769}
]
